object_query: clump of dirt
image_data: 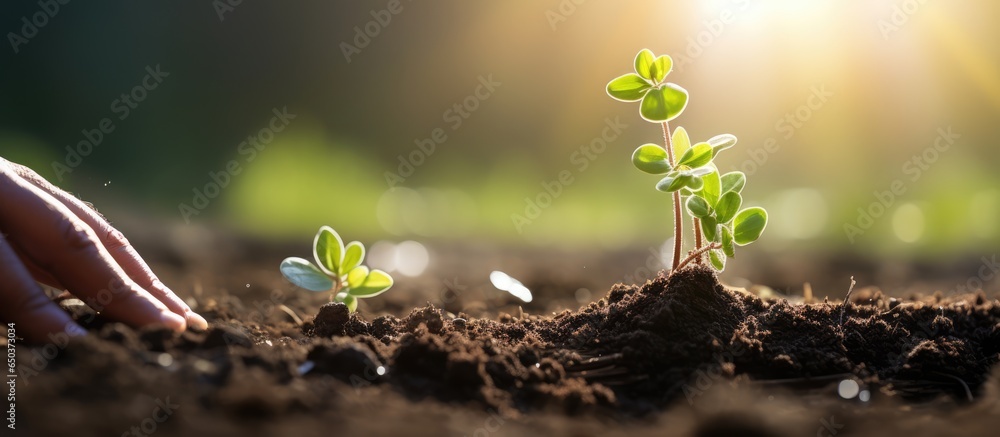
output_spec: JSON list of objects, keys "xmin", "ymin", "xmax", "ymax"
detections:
[{"xmin": 14, "ymin": 265, "xmax": 1000, "ymax": 436}]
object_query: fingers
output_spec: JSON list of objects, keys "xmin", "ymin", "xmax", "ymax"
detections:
[
  {"xmin": 9, "ymin": 164, "xmax": 207, "ymax": 331},
  {"xmin": 0, "ymin": 233, "xmax": 84, "ymax": 344},
  {"xmin": 0, "ymin": 169, "xmax": 186, "ymax": 332}
]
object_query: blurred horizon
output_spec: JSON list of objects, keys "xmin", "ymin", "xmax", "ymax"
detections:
[{"xmin": 2, "ymin": 0, "xmax": 999, "ymax": 264}]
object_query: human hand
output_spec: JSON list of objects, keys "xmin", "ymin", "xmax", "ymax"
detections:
[{"xmin": 0, "ymin": 157, "xmax": 208, "ymax": 343}]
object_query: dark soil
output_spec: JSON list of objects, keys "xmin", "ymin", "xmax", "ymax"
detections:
[{"xmin": 10, "ymin": 266, "xmax": 1000, "ymax": 436}]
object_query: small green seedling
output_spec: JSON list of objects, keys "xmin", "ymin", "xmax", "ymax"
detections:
[
  {"xmin": 607, "ymin": 49, "xmax": 767, "ymax": 274},
  {"xmin": 279, "ymin": 226, "xmax": 393, "ymax": 312}
]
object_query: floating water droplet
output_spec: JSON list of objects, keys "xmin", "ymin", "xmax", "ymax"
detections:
[
  {"xmin": 103, "ymin": 181, "xmax": 111, "ymax": 187},
  {"xmin": 489, "ymin": 270, "xmax": 532, "ymax": 303},
  {"xmin": 156, "ymin": 353, "xmax": 173, "ymax": 367},
  {"xmin": 838, "ymin": 379, "xmax": 860, "ymax": 399},
  {"xmin": 859, "ymin": 390, "xmax": 870, "ymax": 402},
  {"xmin": 297, "ymin": 360, "xmax": 315, "ymax": 375},
  {"xmin": 535, "ymin": 363, "xmax": 540, "ymax": 368},
  {"xmin": 245, "ymin": 284, "xmax": 250, "ymax": 288},
  {"xmin": 376, "ymin": 366, "xmax": 386, "ymax": 376}
]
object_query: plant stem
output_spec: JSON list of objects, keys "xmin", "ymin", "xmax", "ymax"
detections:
[
  {"xmin": 693, "ymin": 218, "xmax": 704, "ymax": 264},
  {"xmin": 673, "ymin": 243, "xmax": 721, "ymax": 274},
  {"xmin": 661, "ymin": 121, "xmax": 681, "ymax": 271}
]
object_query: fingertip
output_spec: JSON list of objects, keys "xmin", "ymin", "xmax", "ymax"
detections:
[{"xmin": 185, "ymin": 311, "xmax": 209, "ymax": 331}]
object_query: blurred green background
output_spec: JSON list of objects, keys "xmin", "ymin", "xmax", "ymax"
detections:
[{"xmin": 2, "ymin": 0, "xmax": 998, "ymax": 263}]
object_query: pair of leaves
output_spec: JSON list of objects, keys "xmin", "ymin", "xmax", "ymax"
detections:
[
  {"xmin": 279, "ymin": 227, "xmax": 394, "ymax": 311},
  {"xmin": 700, "ymin": 208, "xmax": 766, "ymax": 271},
  {"xmin": 607, "ymin": 49, "xmax": 689, "ymax": 122}
]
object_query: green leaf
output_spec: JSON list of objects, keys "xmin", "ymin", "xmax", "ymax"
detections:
[
  {"xmin": 721, "ymin": 227, "xmax": 735, "ymax": 257},
  {"xmin": 341, "ymin": 241, "xmax": 365, "ymax": 274},
  {"xmin": 733, "ymin": 207, "xmax": 768, "ymax": 245},
  {"xmin": 650, "ymin": 55, "xmax": 672, "ymax": 83},
  {"xmin": 655, "ymin": 172, "xmax": 686, "ymax": 192},
  {"xmin": 676, "ymin": 143, "xmax": 713, "ymax": 168},
  {"xmin": 686, "ymin": 196, "xmax": 712, "ymax": 218},
  {"xmin": 708, "ymin": 134, "xmax": 737, "ymax": 158},
  {"xmin": 347, "ymin": 265, "xmax": 369, "ymax": 289},
  {"xmin": 701, "ymin": 170, "xmax": 721, "ymax": 206},
  {"xmin": 715, "ymin": 192, "xmax": 742, "ymax": 224},
  {"xmin": 634, "ymin": 49, "xmax": 655, "ymax": 81},
  {"xmin": 671, "ymin": 126, "xmax": 691, "ymax": 164},
  {"xmin": 632, "ymin": 144, "xmax": 671, "ymax": 174},
  {"xmin": 684, "ymin": 174, "xmax": 704, "ymax": 191},
  {"xmin": 701, "ymin": 216, "xmax": 719, "ymax": 242},
  {"xmin": 334, "ymin": 291, "xmax": 349, "ymax": 302},
  {"xmin": 639, "ymin": 83, "xmax": 688, "ymax": 122},
  {"xmin": 720, "ymin": 171, "xmax": 746, "ymax": 195},
  {"xmin": 687, "ymin": 165, "xmax": 714, "ymax": 177},
  {"xmin": 349, "ymin": 269, "xmax": 394, "ymax": 297},
  {"xmin": 280, "ymin": 257, "xmax": 334, "ymax": 292},
  {"xmin": 607, "ymin": 74, "xmax": 651, "ymax": 102},
  {"xmin": 343, "ymin": 294, "xmax": 358, "ymax": 312},
  {"xmin": 314, "ymin": 226, "xmax": 345, "ymax": 276},
  {"xmin": 709, "ymin": 249, "xmax": 726, "ymax": 271}
]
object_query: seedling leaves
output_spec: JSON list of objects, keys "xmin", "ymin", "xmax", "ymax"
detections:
[
  {"xmin": 716, "ymin": 191, "xmax": 742, "ymax": 224},
  {"xmin": 676, "ymin": 143, "xmax": 712, "ymax": 168},
  {"xmin": 349, "ymin": 269, "xmax": 394, "ymax": 297},
  {"xmin": 342, "ymin": 241, "xmax": 365, "ymax": 275},
  {"xmin": 686, "ymin": 195, "xmax": 712, "ymax": 218},
  {"xmin": 314, "ymin": 226, "xmax": 344, "ymax": 276},
  {"xmin": 607, "ymin": 74, "xmax": 651, "ymax": 102},
  {"xmin": 708, "ymin": 134, "xmax": 737, "ymax": 158},
  {"xmin": 672, "ymin": 126, "xmax": 691, "ymax": 163},
  {"xmin": 720, "ymin": 171, "xmax": 746, "ymax": 195},
  {"xmin": 632, "ymin": 144, "xmax": 671, "ymax": 174},
  {"xmin": 640, "ymin": 84, "xmax": 688, "ymax": 122},
  {"xmin": 280, "ymin": 257, "xmax": 334, "ymax": 292},
  {"xmin": 733, "ymin": 207, "xmax": 768, "ymax": 245}
]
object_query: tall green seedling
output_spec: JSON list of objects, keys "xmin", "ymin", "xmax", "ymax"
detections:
[{"xmin": 607, "ymin": 49, "xmax": 767, "ymax": 274}]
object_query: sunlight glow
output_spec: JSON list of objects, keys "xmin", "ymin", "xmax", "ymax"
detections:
[{"xmin": 893, "ymin": 203, "xmax": 925, "ymax": 243}]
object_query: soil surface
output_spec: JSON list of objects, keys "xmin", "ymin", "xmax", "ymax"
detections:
[{"xmin": 8, "ymin": 265, "xmax": 1000, "ymax": 436}]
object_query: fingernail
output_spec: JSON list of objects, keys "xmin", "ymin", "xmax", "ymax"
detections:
[{"xmin": 185, "ymin": 311, "xmax": 209, "ymax": 331}]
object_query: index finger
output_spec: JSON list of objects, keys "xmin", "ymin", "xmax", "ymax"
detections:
[
  {"xmin": 0, "ymin": 166, "xmax": 186, "ymax": 332},
  {"xmin": 9, "ymin": 162, "xmax": 208, "ymax": 331}
]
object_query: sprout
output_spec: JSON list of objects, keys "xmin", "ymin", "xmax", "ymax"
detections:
[
  {"xmin": 607, "ymin": 49, "xmax": 768, "ymax": 274},
  {"xmin": 279, "ymin": 226, "xmax": 393, "ymax": 312}
]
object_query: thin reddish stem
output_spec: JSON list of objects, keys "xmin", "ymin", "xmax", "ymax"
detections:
[
  {"xmin": 661, "ymin": 121, "xmax": 681, "ymax": 271},
  {"xmin": 693, "ymin": 218, "xmax": 704, "ymax": 265},
  {"xmin": 673, "ymin": 243, "xmax": 721, "ymax": 274}
]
